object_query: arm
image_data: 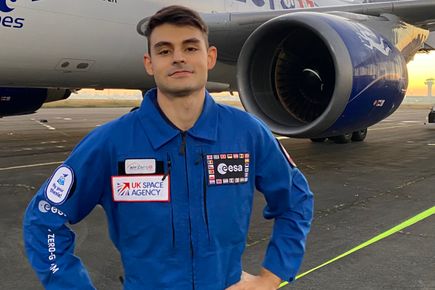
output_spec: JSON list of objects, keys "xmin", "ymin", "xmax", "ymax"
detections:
[
  {"xmin": 255, "ymin": 125, "xmax": 314, "ymax": 282},
  {"xmin": 23, "ymin": 192, "xmax": 96, "ymax": 290},
  {"xmin": 23, "ymin": 129, "xmax": 111, "ymax": 289}
]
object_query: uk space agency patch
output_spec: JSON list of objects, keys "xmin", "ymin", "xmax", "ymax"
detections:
[
  {"xmin": 111, "ymin": 175, "xmax": 170, "ymax": 202},
  {"xmin": 45, "ymin": 165, "xmax": 74, "ymax": 205}
]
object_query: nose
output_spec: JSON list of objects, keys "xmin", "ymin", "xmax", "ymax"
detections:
[{"xmin": 172, "ymin": 49, "xmax": 186, "ymax": 64}]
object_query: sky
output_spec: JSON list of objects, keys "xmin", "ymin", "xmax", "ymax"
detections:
[
  {"xmin": 77, "ymin": 51, "xmax": 435, "ymax": 99},
  {"xmin": 406, "ymin": 50, "xmax": 435, "ymax": 97}
]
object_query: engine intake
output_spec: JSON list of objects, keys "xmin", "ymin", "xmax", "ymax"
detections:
[{"xmin": 237, "ymin": 12, "xmax": 407, "ymax": 138}]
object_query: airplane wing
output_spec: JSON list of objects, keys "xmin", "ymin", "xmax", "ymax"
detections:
[
  {"xmin": 195, "ymin": 0, "xmax": 435, "ymax": 64},
  {"xmin": 424, "ymin": 31, "xmax": 435, "ymax": 50},
  {"xmin": 209, "ymin": 0, "xmax": 435, "ymax": 29},
  {"xmin": 193, "ymin": 0, "xmax": 435, "ymax": 141}
]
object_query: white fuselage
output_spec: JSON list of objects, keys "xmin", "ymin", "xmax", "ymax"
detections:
[{"xmin": 0, "ymin": 0, "xmax": 375, "ymax": 90}]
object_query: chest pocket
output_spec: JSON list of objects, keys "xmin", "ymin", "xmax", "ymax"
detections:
[
  {"xmin": 110, "ymin": 153, "xmax": 174, "ymax": 257},
  {"xmin": 203, "ymin": 152, "xmax": 253, "ymax": 247}
]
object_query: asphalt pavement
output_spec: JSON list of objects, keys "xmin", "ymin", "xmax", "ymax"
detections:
[{"xmin": 0, "ymin": 106, "xmax": 434, "ymax": 289}]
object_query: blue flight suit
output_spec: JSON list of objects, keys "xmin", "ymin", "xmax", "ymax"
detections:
[{"xmin": 23, "ymin": 88, "xmax": 314, "ymax": 290}]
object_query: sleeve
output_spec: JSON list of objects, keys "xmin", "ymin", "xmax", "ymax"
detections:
[
  {"xmin": 254, "ymin": 123, "xmax": 314, "ymax": 282},
  {"xmin": 23, "ymin": 128, "xmax": 112, "ymax": 289}
]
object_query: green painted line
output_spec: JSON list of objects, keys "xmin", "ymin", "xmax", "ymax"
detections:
[{"xmin": 279, "ymin": 206, "xmax": 435, "ymax": 288}]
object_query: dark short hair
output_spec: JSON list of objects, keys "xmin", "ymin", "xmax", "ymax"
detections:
[{"xmin": 145, "ymin": 5, "xmax": 209, "ymax": 53}]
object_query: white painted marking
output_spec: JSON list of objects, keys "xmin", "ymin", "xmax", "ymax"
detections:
[
  {"xmin": 40, "ymin": 140, "xmax": 66, "ymax": 145},
  {"xmin": 276, "ymin": 136, "xmax": 290, "ymax": 140},
  {"xmin": 428, "ymin": 144, "xmax": 435, "ymax": 146},
  {"xmin": 0, "ymin": 161, "xmax": 63, "ymax": 171},
  {"xmin": 402, "ymin": 121, "xmax": 420, "ymax": 123},
  {"xmin": 32, "ymin": 119, "xmax": 56, "ymax": 130},
  {"xmin": 63, "ymin": 118, "xmax": 72, "ymax": 121},
  {"xmin": 41, "ymin": 123, "xmax": 56, "ymax": 130},
  {"xmin": 369, "ymin": 125, "xmax": 410, "ymax": 131}
]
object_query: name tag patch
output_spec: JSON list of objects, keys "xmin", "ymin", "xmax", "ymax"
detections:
[
  {"xmin": 125, "ymin": 159, "xmax": 156, "ymax": 174},
  {"xmin": 118, "ymin": 159, "xmax": 164, "ymax": 175},
  {"xmin": 112, "ymin": 175, "xmax": 170, "ymax": 202},
  {"xmin": 45, "ymin": 165, "xmax": 74, "ymax": 205},
  {"xmin": 207, "ymin": 153, "xmax": 249, "ymax": 185}
]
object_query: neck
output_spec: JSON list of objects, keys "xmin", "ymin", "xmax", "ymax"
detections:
[{"xmin": 156, "ymin": 88, "xmax": 206, "ymax": 131}]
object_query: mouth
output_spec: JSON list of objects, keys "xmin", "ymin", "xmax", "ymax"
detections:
[{"xmin": 168, "ymin": 70, "xmax": 193, "ymax": 77}]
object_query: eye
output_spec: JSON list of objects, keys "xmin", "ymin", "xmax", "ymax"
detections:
[
  {"xmin": 186, "ymin": 47, "xmax": 198, "ymax": 52},
  {"xmin": 158, "ymin": 49, "xmax": 170, "ymax": 55}
]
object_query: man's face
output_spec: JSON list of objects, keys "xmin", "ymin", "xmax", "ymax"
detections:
[{"xmin": 144, "ymin": 24, "xmax": 217, "ymax": 98}]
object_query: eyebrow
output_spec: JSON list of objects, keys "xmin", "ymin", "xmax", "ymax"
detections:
[{"xmin": 153, "ymin": 38, "xmax": 201, "ymax": 49}]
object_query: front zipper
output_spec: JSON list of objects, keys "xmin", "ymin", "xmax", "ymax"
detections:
[
  {"xmin": 180, "ymin": 131, "xmax": 187, "ymax": 155},
  {"xmin": 180, "ymin": 131, "xmax": 195, "ymax": 289}
]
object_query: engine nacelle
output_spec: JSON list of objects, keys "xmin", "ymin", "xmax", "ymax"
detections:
[
  {"xmin": 0, "ymin": 88, "xmax": 71, "ymax": 117},
  {"xmin": 237, "ymin": 12, "xmax": 407, "ymax": 138}
]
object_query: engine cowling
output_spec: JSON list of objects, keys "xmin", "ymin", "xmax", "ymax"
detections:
[
  {"xmin": 237, "ymin": 12, "xmax": 408, "ymax": 138},
  {"xmin": 0, "ymin": 88, "xmax": 71, "ymax": 117}
]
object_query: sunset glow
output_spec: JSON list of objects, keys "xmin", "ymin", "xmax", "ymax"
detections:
[{"xmin": 406, "ymin": 51, "xmax": 435, "ymax": 96}]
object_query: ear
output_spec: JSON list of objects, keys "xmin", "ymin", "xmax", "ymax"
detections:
[
  {"xmin": 143, "ymin": 53, "xmax": 154, "ymax": 76},
  {"xmin": 207, "ymin": 46, "xmax": 217, "ymax": 70}
]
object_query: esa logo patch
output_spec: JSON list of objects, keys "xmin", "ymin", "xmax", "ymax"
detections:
[
  {"xmin": 45, "ymin": 165, "xmax": 74, "ymax": 205},
  {"xmin": 206, "ymin": 153, "xmax": 249, "ymax": 185},
  {"xmin": 38, "ymin": 200, "xmax": 67, "ymax": 217}
]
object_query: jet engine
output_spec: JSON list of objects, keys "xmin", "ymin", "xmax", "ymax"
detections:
[
  {"xmin": 0, "ymin": 88, "xmax": 71, "ymax": 117},
  {"xmin": 237, "ymin": 12, "xmax": 408, "ymax": 138}
]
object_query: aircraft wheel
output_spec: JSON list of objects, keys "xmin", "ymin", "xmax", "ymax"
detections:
[
  {"xmin": 310, "ymin": 137, "xmax": 327, "ymax": 143},
  {"xmin": 351, "ymin": 128, "xmax": 367, "ymax": 142},
  {"xmin": 330, "ymin": 133, "xmax": 352, "ymax": 144}
]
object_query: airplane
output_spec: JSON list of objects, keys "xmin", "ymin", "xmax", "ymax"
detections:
[{"xmin": 1, "ymin": 0, "xmax": 435, "ymax": 143}]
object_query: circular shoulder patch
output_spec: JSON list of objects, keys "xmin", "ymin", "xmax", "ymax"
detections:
[{"xmin": 45, "ymin": 165, "xmax": 74, "ymax": 205}]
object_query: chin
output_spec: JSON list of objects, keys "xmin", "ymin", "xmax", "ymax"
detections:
[
  {"xmin": 164, "ymin": 87, "xmax": 195, "ymax": 98},
  {"xmin": 162, "ymin": 84, "xmax": 204, "ymax": 98}
]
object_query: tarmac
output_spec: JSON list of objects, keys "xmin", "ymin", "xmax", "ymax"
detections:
[{"xmin": 0, "ymin": 105, "xmax": 434, "ymax": 289}]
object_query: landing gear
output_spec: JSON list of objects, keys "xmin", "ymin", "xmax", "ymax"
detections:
[
  {"xmin": 310, "ymin": 128, "xmax": 368, "ymax": 144},
  {"xmin": 424, "ymin": 106, "xmax": 435, "ymax": 128},
  {"xmin": 330, "ymin": 133, "xmax": 352, "ymax": 144},
  {"xmin": 351, "ymin": 129, "xmax": 367, "ymax": 142},
  {"xmin": 310, "ymin": 137, "xmax": 327, "ymax": 143}
]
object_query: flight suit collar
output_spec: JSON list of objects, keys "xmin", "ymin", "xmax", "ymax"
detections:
[{"xmin": 138, "ymin": 88, "xmax": 218, "ymax": 150}]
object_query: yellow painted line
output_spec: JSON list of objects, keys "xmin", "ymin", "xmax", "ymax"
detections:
[{"xmin": 280, "ymin": 206, "xmax": 435, "ymax": 288}]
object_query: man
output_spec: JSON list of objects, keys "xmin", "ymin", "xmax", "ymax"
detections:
[{"xmin": 23, "ymin": 5, "xmax": 313, "ymax": 290}]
